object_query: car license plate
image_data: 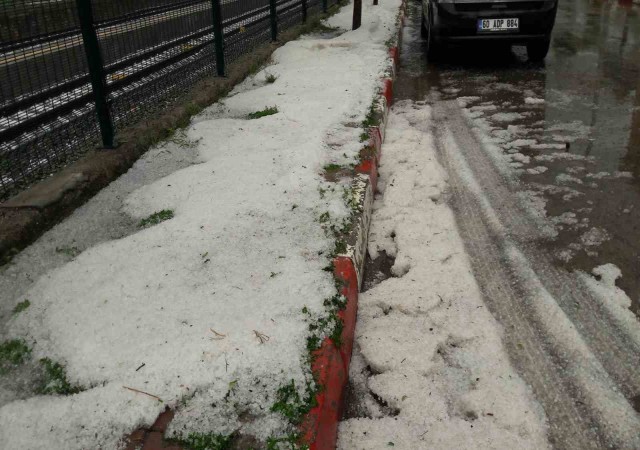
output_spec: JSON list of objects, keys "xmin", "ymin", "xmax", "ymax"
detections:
[{"xmin": 477, "ymin": 18, "xmax": 519, "ymax": 32}]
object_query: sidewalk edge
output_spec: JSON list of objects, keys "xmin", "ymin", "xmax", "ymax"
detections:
[{"xmin": 301, "ymin": 2, "xmax": 406, "ymax": 448}]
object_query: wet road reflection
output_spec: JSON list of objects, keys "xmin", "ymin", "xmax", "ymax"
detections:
[{"xmin": 396, "ymin": 0, "xmax": 640, "ymax": 316}]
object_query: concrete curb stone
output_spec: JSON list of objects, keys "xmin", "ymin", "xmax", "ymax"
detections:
[{"xmin": 301, "ymin": 2, "xmax": 406, "ymax": 448}]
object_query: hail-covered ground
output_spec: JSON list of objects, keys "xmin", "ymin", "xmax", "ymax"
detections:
[{"xmin": 0, "ymin": 0, "xmax": 402, "ymax": 448}]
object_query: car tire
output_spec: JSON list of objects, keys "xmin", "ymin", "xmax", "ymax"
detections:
[
  {"xmin": 425, "ymin": 11, "xmax": 440, "ymax": 60},
  {"xmin": 527, "ymin": 38, "xmax": 551, "ymax": 61}
]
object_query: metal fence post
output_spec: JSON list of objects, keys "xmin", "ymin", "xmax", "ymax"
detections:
[
  {"xmin": 302, "ymin": 0, "xmax": 308, "ymax": 23},
  {"xmin": 211, "ymin": 0, "xmax": 225, "ymax": 76},
  {"xmin": 75, "ymin": 0, "xmax": 116, "ymax": 148},
  {"xmin": 322, "ymin": 0, "xmax": 328, "ymax": 13},
  {"xmin": 269, "ymin": 0, "xmax": 278, "ymax": 41},
  {"xmin": 353, "ymin": 0, "xmax": 362, "ymax": 29}
]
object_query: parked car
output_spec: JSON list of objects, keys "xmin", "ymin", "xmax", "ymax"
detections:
[{"xmin": 421, "ymin": 0, "xmax": 558, "ymax": 61}]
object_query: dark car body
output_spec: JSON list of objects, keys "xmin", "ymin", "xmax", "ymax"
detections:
[{"xmin": 421, "ymin": 0, "xmax": 558, "ymax": 60}]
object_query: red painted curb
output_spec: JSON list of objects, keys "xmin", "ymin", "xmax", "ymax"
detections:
[
  {"xmin": 388, "ymin": 46, "xmax": 399, "ymax": 67},
  {"xmin": 355, "ymin": 157, "xmax": 378, "ymax": 194},
  {"xmin": 369, "ymin": 126, "xmax": 383, "ymax": 160},
  {"xmin": 300, "ymin": 256, "xmax": 357, "ymax": 450},
  {"xmin": 298, "ymin": 4, "xmax": 407, "ymax": 449},
  {"xmin": 334, "ymin": 256, "xmax": 360, "ymax": 371},
  {"xmin": 301, "ymin": 340, "xmax": 347, "ymax": 450},
  {"xmin": 382, "ymin": 79, "xmax": 394, "ymax": 107}
]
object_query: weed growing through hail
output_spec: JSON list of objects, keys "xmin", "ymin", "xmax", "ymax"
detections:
[
  {"xmin": 269, "ymin": 294, "xmax": 345, "ymax": 447},
  {"xmin": 55, "ymin": 246, "xmax": 81, "ymax": 258},
  {"xmin": 12, "ymin": 299, "xmax": 30, "ymax": 315},
  {"xmin": 318, "ymin": 212, "xmax": 330, "ymax": 223},
  {"xmin": 38, "ymin": 358, "xmax": 83, "ymax": 395},
  {"xmin": 323, "ymin": 163, "xmax": 342, "ymax": 172},
  {"xmin": 0, "ymin": 339, "xmax": 31, "ymax": 375},
  {"xmin": 307, "ymin": 292, "xmax": 346, "ymax": 349},
  {"xmin": 342, "ymin": 185, "xmax": 360, "ymax": 212},
  {"xmin": 333, "ymin": 240, "xmax": 347, "ymax": 256},
  {"xmin": 271, "ymin": 380, "xmax": 317, "ymax": 425},
  {"xmin": 248, "ymin": 106, "xmax": 279, "ymax": 120},
  {"xmin": 174, "ymin": 432, "xmax": 232, "ymax": 450},
  {"xmin": 362, "ymin": 98, "xmax": 379, "ymax": 129},
  {"xmin": 265, "ymin": 72, "xmax": 278, "ymax": 84},
  {"xmin": 267, "ymin": 433, "xmax": 306, "ymax": 450},
  {"xmin": 139, "ymin": 209, "xmax": 175, "ymax": 228}
]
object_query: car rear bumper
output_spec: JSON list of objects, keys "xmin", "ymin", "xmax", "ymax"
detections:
[{"xmin": 432, "ymin": 0, "xmax": 557, "ymax": 43}]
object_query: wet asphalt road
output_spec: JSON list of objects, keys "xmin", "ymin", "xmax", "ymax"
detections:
[
  {"xmin": 397, "ymin": 0, "xmax": 640, "ymax": 315},
  {"xmin": 391, "ymin": 0, "xmax": 640, "ymax": 447}
]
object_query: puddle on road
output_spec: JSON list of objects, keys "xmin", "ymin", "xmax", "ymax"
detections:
[{"xmin": 395, "ymin": 0, "xmax": 640, "ymax": 317}]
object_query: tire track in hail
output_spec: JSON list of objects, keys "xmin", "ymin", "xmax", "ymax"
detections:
[{"xmin": 442, "ymin": 100, "xmax": 640, "ymax": 400}]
